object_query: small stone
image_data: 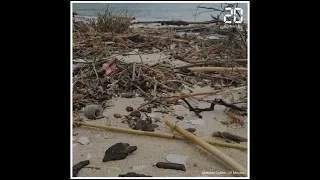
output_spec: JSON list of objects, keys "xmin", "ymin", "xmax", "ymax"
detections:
[
  {"xmin": 185, "ymin": 128, "xmax": 196, "ymax": 133},
  {"xmin": 105, "ymin": 41, "xmax": 115, "ymax": 45},
  {"xmin": 73, "ymin": 132, "xmax": 78, "ymax": 136},
  {"xmin": 130, "ymin": 109, "xmax": 141, "ymax": 117},
  {"xmin": 113, "ymin": 113, "xmax": 122, "ymax": 118},
  {"xmin": 136, "ymin": 120, "xmax": 154, "ymax": 132},
  {"xmin": 126, "ymin": 106, "xmax": 133, "ymax": 112},
  {"xmin": 100, "ymin": 95, "xmax": 111, "ymax": 101},
  {"xmin": 176, "ymin": 116, "xmax": 184, "ymax": 120},
  {"xmin": 103, "ymin": 143, "xmax": 137, "ymax": 162},
  {"xmin": 77, "ymin": 136, "xmax": 90, "ymax": 145},
  {"xmin": 119, "ymin": 172, "xmax": 151, "ymax": 177}
]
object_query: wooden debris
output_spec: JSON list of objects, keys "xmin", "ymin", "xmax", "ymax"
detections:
[
  {"xmin": 212, "ymin": 131, "xmax": 247, "ymax": 143},
  {"xmin": 166, "ymin": 90, "xmax": 221, "ymax": 103},
  {"xmin": 155, "ymin": 162, "xmax": 186, "ymax": 171},
  {"xmin": 188, "ymin": 67, "xmax": 247, "ymax": 73},
  {"xmin": 73, "ymin": 160, "xmax": 90, "ymax": 177},
  {"xmin": 131, "ymin": 20, "xmax": 222, "ymax": 25},
  {"xmin": 119, "ymin": 172, "xmax": 152, "ymax": 177},
  {"xmin": 77, "ymin": 121, "xmax": 247, "ymax": 150}
]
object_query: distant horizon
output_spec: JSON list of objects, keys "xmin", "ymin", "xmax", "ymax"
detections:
[{"xmin": 72, "ymin": 3, "xmax": 248, "ymax": 22}]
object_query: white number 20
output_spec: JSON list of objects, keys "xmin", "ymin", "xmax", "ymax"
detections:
[{"xmin": 224, "ymin": 7, "xmax": 243, "ymax": 24}]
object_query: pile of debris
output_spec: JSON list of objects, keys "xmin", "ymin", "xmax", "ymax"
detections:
[{"xmin": 72, "ymin": 9, "xmax": 248, "ymax": 126}]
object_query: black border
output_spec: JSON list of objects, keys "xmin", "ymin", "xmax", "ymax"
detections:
[{"xmin": 35, "ymin": 0, "xmax": 279, "ymax": 179}]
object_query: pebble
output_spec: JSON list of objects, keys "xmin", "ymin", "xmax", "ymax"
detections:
[
  {"xmin": 176, "ymin": 116, "xmax": 184, "ymax": 120},
  {"xmin": 77, "ymin": 136, "xmax": 90, "ymax": 145},
  {"xmin": 185, "ymin": 128, "xmax": 196, "ymax": 133},
  {"xmin": 113, "ymin": 113, "xmax": 122, "ymax": 118},
  {"xmin": 126, "ymin": 106, "xmax": 133, "ymax": 112},
  {"xmin": 130, "ymin": 109, "xmax": 141, "ymax": 117}
]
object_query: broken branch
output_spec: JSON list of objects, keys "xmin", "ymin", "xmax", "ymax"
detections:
[
  {"xmin": 76, "ymin": 121, "xmax": 247, "ymax": 150},
  {"xmin": 188, "ymin": 67, "xmax": 247, "ymax": 73},
  {"xmin": 166, "ymin": 90, "xmax": 222, "ymax": 103},
  {"xmin": 212, "ymin": 132, "xmax": 247, "ymax": 143},
  {"xmin": 131, "ymin": 20, "xmax": 222, "ymax": 25}
]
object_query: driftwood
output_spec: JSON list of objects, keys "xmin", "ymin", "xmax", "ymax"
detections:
[
  {"xmin": 173, "ymin": 55, "xmax": 197, "ymax": 64},
  {"xmin": 212, "ymin": 132, "xmax": 247, "ymax": 143},
  {"xmin": 181, "ymin": 98, "xmax": 215, "ymax": 118},
  {"xmin": 131, "ymin": 20, "xmax": 223, "ymax": 25},
  {"xmin": 141, "ymin": 35, "xmax": 188, "ymax": 43},
  {"xmin": 166, "ymin": 90, "xmax": 222, "ymax": 103},
  {"xmin": 77, "ymin": 121, "xmax": 247, "ymax": 150},
  {"xmin": 213, "ymin": 99, "xmax": 247, "ymax": 112},
  {"xmin": 102, "ymin": 33, "xmax": 140, "ymax": 41},
  {"xmin": 175, "ymin": 27, "xmax": 211, "ymax": 32},
  {"xmin": 174, "ymin": 59, "xmax": 247, "ymax": 69},
  {"xmin": 156, "ymin": 162, "xmax": 186, "ymax": 171},
  {"xmin": 188, "ymin": 67, "xmax": 247, "ymax": 73}
]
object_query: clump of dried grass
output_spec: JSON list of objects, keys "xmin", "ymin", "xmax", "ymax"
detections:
[
  {"xmin": 94, "ymin": 7, "xmax": 133, "ymax": 33},
  {"xmin": 73, "ymin": 6, "xmax": 134, "ymax": 34}
]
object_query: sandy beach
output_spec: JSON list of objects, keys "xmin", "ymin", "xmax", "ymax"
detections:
[
  {"xmin": 72, "ymin": 4, "xmax": 248, "ymax": 177},
  {"xmin": 72, "ymin": 52, "xmax": 248, "ymax": 177}
]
